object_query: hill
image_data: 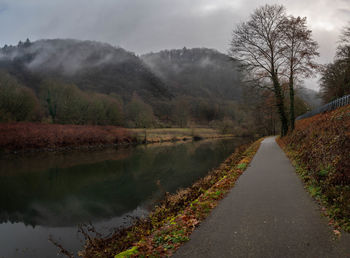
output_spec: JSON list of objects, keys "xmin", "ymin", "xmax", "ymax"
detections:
[
  {"xmin": 141, "ymin": 48, "xmax": 243, "ymax": 101},
  {"xmin": 0, "ymin": 39, "xmax": 171, "ymax": 101},
  {"xmin": 296, "ymin": 87, "xmax": 322, "ymax": 109},
  {"xmin": 0, "ymin": 40, "xmax": 247, "ymax": 128},
  {"xmin": 0, "ymin": 39, "xmax": 321, "ymax": 132}
]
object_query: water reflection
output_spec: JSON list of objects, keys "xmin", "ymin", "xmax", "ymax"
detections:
[{"xmin": 0, "ymin": 138, "xmax": 248, "ymax": 257}]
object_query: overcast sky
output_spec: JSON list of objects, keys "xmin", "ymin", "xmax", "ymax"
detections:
[{"xmin": 0, "ymin": 0, "xmax": 349, "ymax": 90}]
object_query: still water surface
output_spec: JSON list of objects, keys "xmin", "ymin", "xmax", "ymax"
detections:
[{"xmin": 0, "ymin": 138, "xmax": 249, "ymax": 257}]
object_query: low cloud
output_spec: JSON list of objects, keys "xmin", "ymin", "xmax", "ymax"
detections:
[{"xmin": 0, "ymin": 0, "xmax": 348, "ymax": 90}]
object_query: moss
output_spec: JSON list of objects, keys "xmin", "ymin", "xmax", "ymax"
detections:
[{"xmin": 114, "ymin": 246, "xmax": 138, "ymax": 258}]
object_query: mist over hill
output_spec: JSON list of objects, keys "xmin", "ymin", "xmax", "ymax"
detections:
[
  {"xmin": 296, "ymin": 87, "xmax": 322, "ymax": 108},
  {"xmin": 0, "ymin": 39, "xmax": 171, "ymax": 101},
  {"xmin": 142, "ymin": 48, "xmax": 243, "ymax": 101},
  {"xmin": 0, "ymin": 38, "xmax": 320, "ymax": 134}
]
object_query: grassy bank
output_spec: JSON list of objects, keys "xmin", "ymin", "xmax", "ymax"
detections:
[
  {"xmin": 79, "ymin": 138, "xmax": 262, "ymax": 257},
  {"xmin": 0, "ymin": 123, "xmax": 235, "ymax": 153},
  {"xmin": 277, "ymin": 104, "xmax": 350, "ymax": 233}
]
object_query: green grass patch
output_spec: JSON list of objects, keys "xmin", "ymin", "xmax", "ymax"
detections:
[{"xmin": 237, "ymin": 163, "xmax": 247, "ymax": 170}]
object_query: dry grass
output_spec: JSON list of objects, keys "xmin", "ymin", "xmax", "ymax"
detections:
[{"xmin": 129, "ymin": 128, "xmax": 234, "ymax": 143}]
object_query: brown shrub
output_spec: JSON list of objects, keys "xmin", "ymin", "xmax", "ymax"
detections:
[
  {"xmin": 0, "ymin": 122, "xmax": 135, "ymax": 152},
  {"xmin": 282, "ymin": 104, "xmax": 350, "ymax": 178}
]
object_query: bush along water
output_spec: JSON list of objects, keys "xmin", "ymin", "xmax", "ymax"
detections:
[
  {"xmin": 79, "ymin": 139, "xmax": 263, "ymax": 257},
  {"xmin": 0, "ymin": 123, "xmax": 136, "ymax": 153},
  {"xmin": 277, "ymin": 104, "xmax": 350, "ymax": 234}
]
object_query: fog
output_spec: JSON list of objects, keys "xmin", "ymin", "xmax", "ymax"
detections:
[
  {"xmin": 2, "ymin": 39, "xmax": 134, "ymax": 75},
  {"xmin": 0, "ymin": 0, "xmax": 348, "ymax": 89}
]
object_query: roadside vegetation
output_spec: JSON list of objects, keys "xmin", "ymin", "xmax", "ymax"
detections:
[
  {"xmin": 277, "ymin": 104, "xmax": 350, "ymax": 233},
  {"xmin": 78, "ymin": 139, "xmax": 262, "ymax": 257}
]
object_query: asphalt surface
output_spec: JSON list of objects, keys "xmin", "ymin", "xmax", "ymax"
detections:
[{"xmin": 174, "ymin": 137, "xmax": 350, "ymax": 258}]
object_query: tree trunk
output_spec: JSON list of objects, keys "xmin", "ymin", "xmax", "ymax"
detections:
[
  {"xmin": 289, "ymin": 75, "xmax": 295, "ymax": 131},
  {"xmin": 46, "ymin": 90, "xmax": 57, "ymax": 123},
  {"xmin": 272, "ymin": 75, "xmax": 288, "ymax": 136}
]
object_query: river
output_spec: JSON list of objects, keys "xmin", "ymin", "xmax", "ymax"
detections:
[{"xmin": 0, "ymin": 138, "xmax": 249, "ymax": 257}]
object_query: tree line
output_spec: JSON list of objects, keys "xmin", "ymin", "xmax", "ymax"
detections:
[
  {"xmin": 0, "ymin": 70, "xmax": 261, "ymax": 134},
  {"xmin": 0, "ymin": 12, "xmax": 325, "ymax": 136},
  {"xmin": 0, "ymin": 72, "xmax": 125, "ymax": 126}
]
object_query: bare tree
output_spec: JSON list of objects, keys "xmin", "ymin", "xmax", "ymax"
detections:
[
  {"xmin": 321, "ymin": 23, "xmax": 350, "ymax": 102},
  {"xmin": 230, "ymin": 4, "xmax": 289, "ymax": 136},
  {"xmin": 336, "ymin": 24, "xmax": 350, "ymax": 95},
  {"xmin": 337, "ymin": 23, "xmax": 350, "ymax": 59},
  {"xmin": 281, "ymin": 16, "xmax": 319, "ymax": 130}
]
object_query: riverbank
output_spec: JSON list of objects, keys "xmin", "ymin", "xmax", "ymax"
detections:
[
  {"xmin": 0, "ymin": 123, "xmax": 235, "ymax": 154},
  {"xmin": 277, "ymin": 104, "xmax": 350, "ymax": 233},
  {"xmin": 1, "ymin": 137, "xmax": 249, "ymax": 257},
  {"xmin": 130, "ymin": 128, "xmax": 235, "ymax": 143},
  {"xmin": 79, "ymin": 138, "xmax": 262, "ymax": 257},
  {"xmin": 0, "ymin": 123, "xmax": 135, "ymax": 153}
]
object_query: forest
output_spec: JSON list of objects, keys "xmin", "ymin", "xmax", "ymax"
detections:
[{"xmin": 0, "ymin": 38, "xmax": 321, "ymax": 137}]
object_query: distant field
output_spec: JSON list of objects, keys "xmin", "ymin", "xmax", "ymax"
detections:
[{"xmin": 129, "ymin": 128, "xmax": 233, "ymax": 143}]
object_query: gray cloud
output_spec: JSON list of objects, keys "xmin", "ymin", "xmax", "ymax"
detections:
[{"xmin": 0, "ymin": 0, "xmax": 348, "ymax": 90}]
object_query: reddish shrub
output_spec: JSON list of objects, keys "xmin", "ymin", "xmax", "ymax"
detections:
[
  {"xmin": 281, "ymin": 104, "xmax": 350, "ymax": 179},
  {"xmin": 0, "ymin": 122, "xmax": 135, "ymax": 152}
]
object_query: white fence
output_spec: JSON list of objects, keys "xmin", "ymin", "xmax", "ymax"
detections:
[{"xmin": 296, "ymin": 94, "xmax": 350, "ymax": 120}]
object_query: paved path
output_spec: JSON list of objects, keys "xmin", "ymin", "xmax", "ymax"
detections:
[{"xmin": 175, "ymin": 137, "xmax": 350, "ymax": 257}]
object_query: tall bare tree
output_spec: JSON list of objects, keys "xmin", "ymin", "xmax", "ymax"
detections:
[
  {"xmin": 230, "ymin": 4, "xmax": 289, "ymax": 136},
  {"xmin": 281, "ymin": 16, "xmax": 319, "ymax": 130}
]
